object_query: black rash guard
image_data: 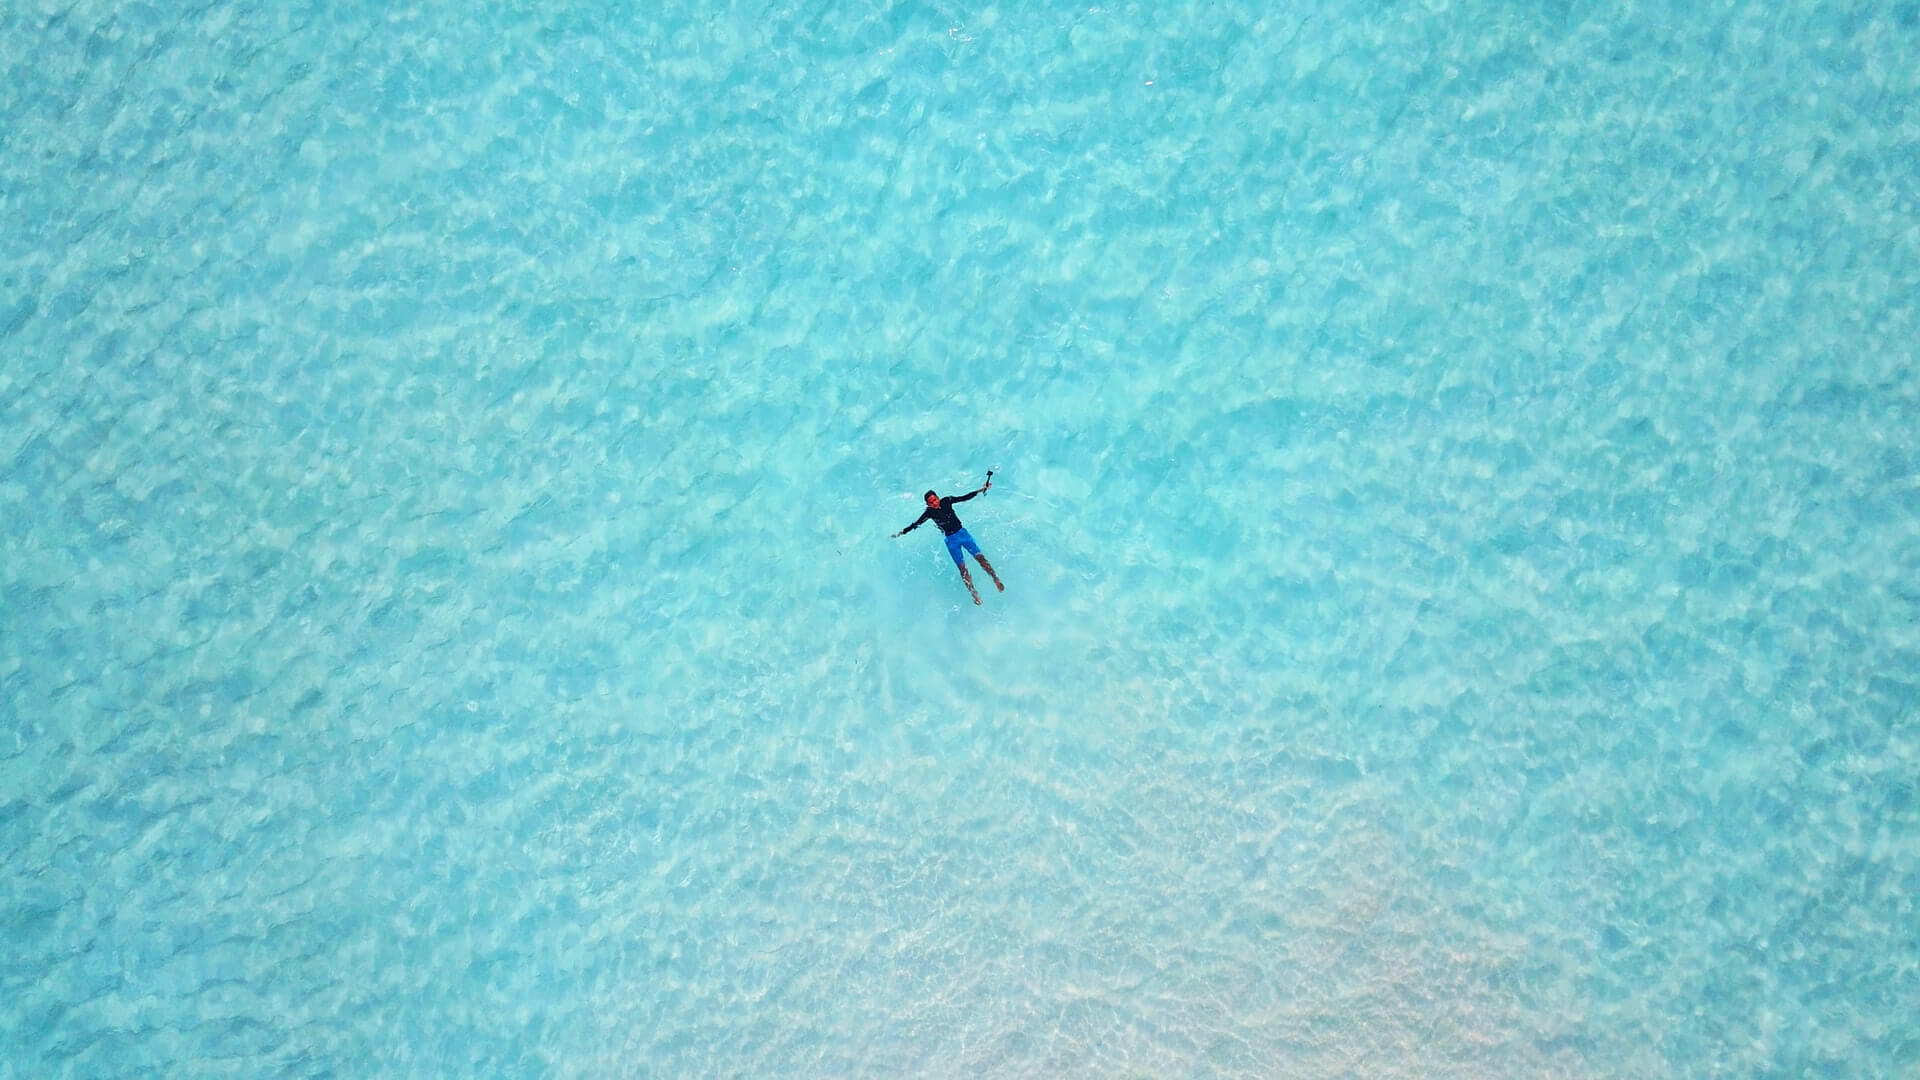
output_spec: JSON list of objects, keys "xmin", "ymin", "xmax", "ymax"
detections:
[{"xmin": 899, "ymin": 487, "xmax": 983, "ymax": 536}]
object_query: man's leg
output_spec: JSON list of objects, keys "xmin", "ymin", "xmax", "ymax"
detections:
[
  {"xmin": 958, "ymin": 564, "xmax": 982, "ymax": 604},
  {"xmin": 974, "ymin": 552, "xmax": 1004, "ymax": 591}
]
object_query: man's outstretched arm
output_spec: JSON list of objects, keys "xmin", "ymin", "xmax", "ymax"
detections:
[
  {"xmin": 893, "ymin": 511, "xmax": 931, "ymax": 537},
  {"xmin": 945, "ymin": 481, "xmax": 989, "ymax": 505}
]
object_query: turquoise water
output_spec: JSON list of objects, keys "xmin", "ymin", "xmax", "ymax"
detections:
[{"xmin": 4, "ymin": 0, "xmax": 1919, "ymax": 1074}]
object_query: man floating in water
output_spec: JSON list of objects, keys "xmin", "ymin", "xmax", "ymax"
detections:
[{"xmin": 893, "ymin": 471, "xmax": 1005, "ymax": 605}]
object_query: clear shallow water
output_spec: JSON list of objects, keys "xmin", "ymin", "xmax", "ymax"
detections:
[{"xmin": 3, "ymin": 0, "xmax": 1918, "ymax": 1074}]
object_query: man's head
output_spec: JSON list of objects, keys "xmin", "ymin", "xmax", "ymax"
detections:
[{"xmin": 924, "ymin": 490, "xmax": 940, "ymax": 507}]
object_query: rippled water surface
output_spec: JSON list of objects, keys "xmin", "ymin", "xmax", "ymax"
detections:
[{"xmin": 4, "ymin": 0, "xmax": 1919, "ymax": 1075}]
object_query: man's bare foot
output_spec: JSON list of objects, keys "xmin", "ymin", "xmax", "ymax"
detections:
[
  {"xmin": 972, "ymin": 593, "xmax": 982, "ymax": 605},
  {"xmin": 993, "ymin": 578, "xmax": 1005, "ymax": 591}
]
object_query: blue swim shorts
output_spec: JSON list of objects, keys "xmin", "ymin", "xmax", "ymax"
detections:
[{"xmin": 944, "ymin": 528, "xmax": 981, "ymax": 567}]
